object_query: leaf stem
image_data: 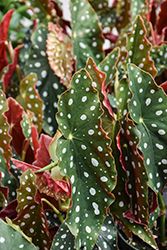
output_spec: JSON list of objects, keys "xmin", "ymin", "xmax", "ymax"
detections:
[
  {"xmin": 41, "ymin": 198, "xmax": 64, "ymax": 224},
  {"xmin": 158, "ymin": 192, "xmax": 166, "ymax": 246},
  {"xmin": 35, "ymin": 160, "xmax": 59, "ymax": 173}
]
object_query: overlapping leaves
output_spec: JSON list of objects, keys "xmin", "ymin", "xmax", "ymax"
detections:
[
  {"xmin": 55, "ymin": 69, "xmax": 117, "ymax": 249},
  {"xmin": 70, "ymin": 0, "xmax": 105, "ymax": 70},
  {"xmin": 128, "ymin": 63, "xmax": 167, "ymax": 193},
  {"xmin": 25, "ymin": 24, "xmax": 66, "ymax": 136}
]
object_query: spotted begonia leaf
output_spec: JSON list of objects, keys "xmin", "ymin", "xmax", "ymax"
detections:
[
  {"xmin": 0, "ymin": 151, "xmax": 17, "ymax": 203},
  {"xmin": 56, "ymin": 69, "xmax": 117, "ymax": 249},
  {"xmin": 13, "ymin": 169, "xmax": 51, "ymax": 250},
  {"xmin": 70, "ymin": 0, "xmax": 105, "ymax": 70},
  {"xmin": 97, "ymin": 6, "xmax": 117, "ymax": 30},
  {"xmin": 22, "ymin": 0, "xmax": 54, "ymax": 24},
  {"xmin": 18, "ymin": 73, "xmax": 44, "ymax": 133},
  {"xmin": 46, "ymin": 22, "xmax": 73, "ymax": 88},
  {"xmin": 95, "ymin": 214, "xmax": 117, "ymax": 250},
  {"xmin": 118, "ymin": 115, "xmax": 149, "ymax": 224},
  {"xmin": 148, "ymin": 206, "xmax": 160, "ymax": 230},
  {"xmin": 117, "ymin": 78, "xmax": 132, "ymax": 118},
  {"xmin": 131, "ymin": 0, "xmax": 148, "ymax": 20},
  {"xmin": 98, "ymin": 47, "xmax": 120, "ymax": 85},
  {"xmin": 150, "ymin": 44, "xmax": 167, "ymax": 76},
  {"xmin": 116, "ymin": 0, "xmax": 131, "ymax": 33},
  {"xmin": 0, "ymin": 90, "xmax": 12, "ymax": 168},
  {"xmin": 0, "ymin": 9, "xmax": 14, "ymax": 74},
  {"xmin": 3, "ymin": 45, "xmax": 23, "ymax": 91},
  {"xmin": 51, "ymin": 222, "xmax": 76, "ymax": 249},
  {"xmin": 128, "ymin": 63, "xmax": 167, "ymax": 193},
  {"xmin": 25, "ymin": 24, "xmax": 66, "ymax": 136},
  {"xmin": 123, "ymin": 15, "xmax": 157, "ymax": 77},
  {"xmin": 0, "ymin": 219, "xmax": 36, "ymax": 250},
  {"xmin": 88, "ymin": 0, "xmax": 108, "ymax": 12}
]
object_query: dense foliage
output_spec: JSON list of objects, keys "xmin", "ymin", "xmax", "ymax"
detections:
[{"xmin": 0, "ymin": 0, "xmax": 167, "ymax": 249}]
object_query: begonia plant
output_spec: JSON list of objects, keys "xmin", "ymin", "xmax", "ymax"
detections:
[{"xmin": 0, "ymin": 0, "xmax": 167, "ymax": 249}]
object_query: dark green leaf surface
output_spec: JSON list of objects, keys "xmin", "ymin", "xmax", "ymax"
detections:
[
  {"xmin": 70, "ymin": 0, "xmax": 105, "ymax": 70},
  {"xmin": 13, "ymin": 169, "xmax": 51, "ymax": 250},
  {"xmin": 56, "ymin": 69, "xmax": 117, "ymax": 250},
  {"xmin": 95, "ymin": 214, "xmax": 117, "ymax": 250},
  {"xmin": 51, "ymin": 222, "xmax": 76, "ymax": 249},
  {"xmin": 124, "ymin": 15, "xmax": 157, "ymax": 77},
  {"xmin": 128, "ymin": 64, "xmax": 167, "ymax": 193},
  {"xmin": 25, "ymin": 24, "xmax": 66, "ymax": 135},
  {"xmin": 0, "ymin": 219, "xmax": 36, "ymax": 250},
  {"xmin": 150, "ymin": 44, "xmax": 167, "ymax": 76}
]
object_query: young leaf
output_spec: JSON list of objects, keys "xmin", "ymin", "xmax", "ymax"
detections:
[
  {"xmin": 70, "ymin": 0, "xmax": 105, "ymax": 70},
  {"xmin": 0, "ymin": 218, "xmax": 36, "ymax": 250},
  {"xmin": 56, "ymin": 69, "xmax": 117, "ymax": 249},
  {"xmin": 25, "ymin": 24, "xmax": 66, "ymax": 136},
  {"xmin": 46, "ymin": 22, "xmax": 74, "ymax": 88},
  {"xmin": 128, "ymin": 63, "xmax": 167, "ymax": 193},
  {"xmin": 13, "ymin": 169, "xmax": 51, "ymax": 250}
]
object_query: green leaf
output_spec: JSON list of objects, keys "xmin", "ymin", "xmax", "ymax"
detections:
[
  {"xmin": 25, "ymin": 24, "xmax": 66, "ymax": 136},
  {"xmin": 70, "ymin": 0, "xmax": 105, "ymax": 70},
  {"xmin": 17, "ymin": 73, "xmax": 44, "ymax": 133},
  {"xmin": 97, "ymin": 6, "xmax": 117, "ymax": 30},
  {"xmin": 128, "ymin": 63, "xmax": 167, "ymax": 193},
  {"xmin": 150, "ymin": 44, "xmax": 167, "ymax": 76},
  {"xmin": 0, "ymin": 219, "xmax": 36, "ymax": 250},
  {"xmin": 13, "ymin": 169, "xmax": 51, "ymax": 250},
  {"xmin": 0, "ymin": 90, "xmax": 12, "ymax": 168},
  {"xmin": 51, "ymin": 222, "xmax": 76, "ymax": 249},
  {"xmin": 123, "ymin": 15, "xmax": 157, "ymax": 77},
  {"xmin": 56, "ymin": 69, "xmax": 117, "ymax": 249},
  {"xmin": 95, "ymin": 214, "xmax": 117, "ymax": 250},
  {"xmin": 98, "ymin": 47, "xmax": 120, "ymax": 85},
  {"xmin": 0, "ymin": 151, "xmax": 17, "ymax": 202},
  {"xmin": 22, "ymin": 0, "xmax": 55, "ymax": 24},
  {"xmin": 88, "ymin": 0, "xmax": 108, "ymax": 12}
]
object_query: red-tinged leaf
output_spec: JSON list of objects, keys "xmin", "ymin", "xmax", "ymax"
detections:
[
  {"xmin": 11, "ymin": 159, "xmax": 40, "ymax": 173},
  {"xmin": 4, "ymin": 97, "xmax": 25, "ymax": 156},
  {"xmin": 36, "ymin": 171, "xmax": 72, "ymax": 201},
  {"xmin": 31, "ymin": 126, "xmax": 39, "ymax": 160},
  {"xmin": 13, "ymin": 169, "xmax": 51, "ymax": 250},
  {"xmin": 118, "ymin": 115, "xmax": 149, "ymax": 224},
  {"xmin": 3, "ymin": 45, "xmax": 23, "ymax": 91},
  {"xmin": 124, "ymin": 15, "xmax": 157, "ymax": 77},
  {"xmin": 33, "ymin": 134, "xmax": 53, "ymax": 168},
  {"xmin": 157, "ymin": 0, "xmax": 167, "ymax": 35},
  {"xmin": 0, "ymin": 171, "xmax": 8, "ymax": 206},
  {"xmin": 0, "ymin": 41, "xmax": 8, "ymax": 75},
  {"xmin": 0, "ymin": 9, "xmax": 14, "ymax": 42},
  {"xmin": 0, "ymin": 90, "xmax": 12, "ymax": 168},
  {"xmin": 18, "ymin": 73, "xmax": 44, "ymax": 133},
  {"xmin": 0, "ymin": 199, "xmax": 18, "ymax": 221},
  {"xmin": 46, "ymin": 22, "xmax": 74, "ymax": 88},
  {"xmin": 160, "ymin": 80, "xmax": 167, "ymax": 93},
  {"xmin": 4, "ymin": 98, "xmax": 34, "ymax": 164}
]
